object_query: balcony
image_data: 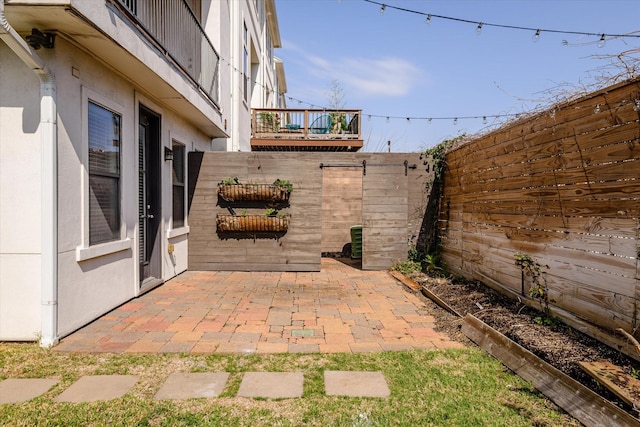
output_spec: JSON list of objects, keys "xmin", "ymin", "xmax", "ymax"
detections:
[
  {"xmin": 115, "ymin": 0, "xmax": 220, "ymax": 106},
  {"xmin": 2, "ymin": 0, "xmax": 225, "ymax": 137},
  {"xmin": 251, "ymin": 109, "xmax": 363, "ymax": 152}
]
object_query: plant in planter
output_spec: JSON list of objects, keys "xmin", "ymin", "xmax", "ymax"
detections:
[
  {"xmin": 265, "ymin": 208, "xmax": 277, "ymax": 217},
  {"xmin": 272, "ymin": 179, "xmax": 293, "ymax": 193},
  {"xmin": 261, "ymin": 112, "xmax": 280, "ymax": 132},
  {"xmin": 222, "ymin": 177, "xmax": 239, "ymax": 185}
]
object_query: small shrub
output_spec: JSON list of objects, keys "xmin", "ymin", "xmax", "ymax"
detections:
[{"xmin": 391, "ymin": 260, "xmax": 422, "ymax": 275}]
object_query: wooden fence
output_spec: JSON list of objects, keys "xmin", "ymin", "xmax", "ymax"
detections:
[
  {"xmin": 440, "ymin": 77, "xmax": 640, "ymax": 358},
  {"xmin": 188, "ymin": 152, "xmax": 429, "ymax": 271}
]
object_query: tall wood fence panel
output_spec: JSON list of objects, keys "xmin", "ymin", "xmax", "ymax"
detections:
[
  {"xmin": 440, "ymin": 78, "xmax": 640, "ymax": 353},
  {"xmin": 188, "ymin": 152, "xmax": 429, "ymax": 271}
]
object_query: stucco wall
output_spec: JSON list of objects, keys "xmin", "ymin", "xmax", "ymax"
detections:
[
  {"xmin": 1, "ymin": 37, "xmax": 214, "ymax": 340},
  {"xmin": 0, "ymin": 42, "xmax": 43, "ymax": 340}
]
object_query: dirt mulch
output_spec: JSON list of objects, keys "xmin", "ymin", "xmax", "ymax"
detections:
[{"xmin": 407, "ymin": 271, "xmax": 640, "ymax": 419}]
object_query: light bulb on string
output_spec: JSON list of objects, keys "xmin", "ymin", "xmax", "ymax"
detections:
[
  {"xmin": 380, "ymin": 4, "xmax": 386, "ymax": 15},
  {"xmin": 598, "ymin": 34, "xmax": 606, "ymax": 48},
  {"xmin": 532, "ymin": 29, "xmax": 541, "ymax": 43},
  {"xmin": 386, "ymin": 116, "xmax": 390, "ymax": 123},
  {"xmin": 425, "ymin": 14, "xmax": 432, "ymax": 27},
  {"xmin": 594, "ymin": 104, "xmax": 601, "ymax": 114},
  {"xmin": 428, "ymin": 118, "xmax": 432, "ymax": 124},
  {"xmin": 633, "ymin": 99, "xmax": 640, "ymax": 112},
  {"xmin": 406, "ymin": 117, "xmax": 411, "ymax": 124},
  {"xmin": 453, "ymin": 117, "xmax": 458, "ymax": 125},
  {"xmin": 367, "ymin": 115, "xmax": 371, "ymax": 121},
  {"xmin": 476, "ymin": 22, "xmax": 483, "ymax": 36},
  {"xmin": 482, "ymin": 116, "xmax": 487, "ymax": 124}
]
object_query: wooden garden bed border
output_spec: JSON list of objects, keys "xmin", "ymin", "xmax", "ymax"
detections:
[{"xmin": 462, "ymin": 313, "xmax": 639, "ymax": 427}]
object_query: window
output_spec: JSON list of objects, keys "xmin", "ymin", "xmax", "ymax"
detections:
[
  {"xmin": 172, "ymin": 141, "xmax": 186, "ymax": 228},
  {"xmin": 243, "ymin": 23, "xmax": 249, "ymax": 102},
  {"xmin": 266, "ymin": 28, "xmax": 273, "ymax": 65},
  {"xmin": 88, "ymin": 101, "xmax": 121, "ymax": 245}
]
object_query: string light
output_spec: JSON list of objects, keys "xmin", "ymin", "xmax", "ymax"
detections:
[
  {"xmin": 633, "ymin": 99, "xmax": 640, "ymax": 112},
  {"xmin": 594, "ymin": 104, "xmax": 601, "ymax": 114},
  {"xmin": 425, "ymin": 14, "xmax": 432, "ymax": 27},
  {"xmin": 598, "ymin": 34, "xmax": 606, "ymax": 48},
  {"xmin": 363, "ymin": 0, "xmax": 640, "ymax": 42},
  {"xmin": 215, "ymin": 42, "xmax": 609, "ymax": 129},
  {"xmin": 475, "ymin": 22, "xmax": 483, "ymax": 36},
  {"xmin": 532, "ymin": 29, "xmax": 541, "ymax": 43},
  {"xmin": 379, "ymin": 4, "xmax": 386, "ymax": 15}
]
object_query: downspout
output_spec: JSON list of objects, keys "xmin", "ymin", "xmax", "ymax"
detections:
[{"xmin": 0, "ymin": 1, "xmax": 58, "ymax": 347}]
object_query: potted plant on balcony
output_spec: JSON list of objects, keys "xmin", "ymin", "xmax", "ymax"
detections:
[{"xmin": 260, "ymin": 112, "xmax": 280, "ymax": 132}]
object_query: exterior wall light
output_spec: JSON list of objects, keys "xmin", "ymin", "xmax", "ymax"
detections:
[
  {"xmin": 26, "ymin": 28, "xmax": 55, "ymax": 49},
  {"xmin": 164, "ymin": 147, "xmax": 173, "ymax": 161}
]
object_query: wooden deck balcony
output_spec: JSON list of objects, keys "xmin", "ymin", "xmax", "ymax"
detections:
[{"xmin": 251, "ymin": 109, "xmax": 363, "ymax": 152}]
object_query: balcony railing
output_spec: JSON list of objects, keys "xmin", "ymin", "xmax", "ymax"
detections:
[
  {"xmin": 115, "ymin": 0, "xmax": 220, "ymax": 106},
  {"xmin": 252, "ymin": 109, "xmax": 362, "ymax": 140}
]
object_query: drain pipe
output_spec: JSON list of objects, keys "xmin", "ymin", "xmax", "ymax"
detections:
[{"xmin": 0, "ymin": 1, "xmax": 58, "ymax": 347}]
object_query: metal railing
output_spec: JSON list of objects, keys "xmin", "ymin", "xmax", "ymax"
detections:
[
  {"xmin": 115, "ymin": 0, "xmax": 220, "ymax": 106},
  {"xmin": 251, "ymin": 109, "xmax": 362, "ymax": 139}
]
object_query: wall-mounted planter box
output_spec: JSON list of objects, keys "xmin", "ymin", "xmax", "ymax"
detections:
[
  {"xmin": 216, "ymin": 214, "xmax": 291, "ymax": 232},
  {"xmin": 217, "ymin": 184, "xmax": 291, "ymax": 203}
]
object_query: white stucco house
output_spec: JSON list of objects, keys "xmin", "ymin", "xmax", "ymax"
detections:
[{"xmin": 0, "ymin": 0, "xmax": 285, "ymax": 345}]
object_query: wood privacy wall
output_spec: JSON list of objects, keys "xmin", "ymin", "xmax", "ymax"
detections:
[
  {"xmin": 188, "ymin": 152, "xmax": 430, "ymax": 271},
  {"xmin": 440, "ymin": 77, "xmax": 640, "ymax": 355}
]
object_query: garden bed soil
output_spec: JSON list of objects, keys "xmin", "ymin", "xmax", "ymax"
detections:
[{"xmin": 408, "ymin": 271, "xmax": 640, "ymax": 419}]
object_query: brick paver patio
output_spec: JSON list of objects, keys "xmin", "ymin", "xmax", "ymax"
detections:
[{"xmin": 55, "ymin": 258, "xmax": 462, "ymax": 354}]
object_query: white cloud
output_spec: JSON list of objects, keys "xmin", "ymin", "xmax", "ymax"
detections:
[
  {"xmin": 282, "ymin": 43, "xmax": 423, "ymax": 98},
  {"xmin": 337, "ymin": 57, "xmax": 422, "ymax": 97}
]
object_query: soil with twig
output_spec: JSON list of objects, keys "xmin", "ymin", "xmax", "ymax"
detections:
[{"xmin": 408, "ymin": 271, "xmax": 640, "ymax": 420}]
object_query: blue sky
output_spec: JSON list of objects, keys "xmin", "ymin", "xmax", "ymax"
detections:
[{"xmin": 275, "ymin": 0, "xmax": 640, "ymax": 152}]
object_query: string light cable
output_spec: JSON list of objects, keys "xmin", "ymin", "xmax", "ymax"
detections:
[{"xmin": 363, "ymin": 0, "xmax": 640, "ymax": 43}]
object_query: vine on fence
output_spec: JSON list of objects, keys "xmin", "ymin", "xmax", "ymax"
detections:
[{"xmin": 514, "ymin": 253, "xmax": 556, "ymax": 325}]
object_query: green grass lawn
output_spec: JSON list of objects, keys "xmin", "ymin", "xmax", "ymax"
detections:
[{"xmin": 0, "ymin": 343, "xmax": 578, "ymax": 426}]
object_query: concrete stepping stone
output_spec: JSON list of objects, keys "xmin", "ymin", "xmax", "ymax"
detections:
[
  {"xmin": 324, "ymin": 371, "xmax": 390, "ymax": 397},
  {"xmin": 237, "ymin": 372, "xmax": 303, "ymax": 399},
  {"xmin": 0, "ymin": 378, "xmax": 59, "ymax": 403},
  {"xmin": 154, "ymin": 372, "xmax": 229, "ymax": 400},
  {"xmin": 53, "ymin": 375, "xmax": 138, "ymax": 402}
]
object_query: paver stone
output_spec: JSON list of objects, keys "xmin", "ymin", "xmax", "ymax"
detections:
[
  {"xmin": 0, "ymin": 378, "xmax": 59, "ymax": 403},
  {"xmin": 237, "ymin": 372, "xmax": 303, "ymax": 399},
  {"xmin": 154, "ymin": 372, "xmax": 229, "ymax": 400},
  {"xmin": 324, "ymin": 371, "xmax": 390, "ymax": 397},
  {"xmin": 53, "ymin": 375, "xmax": 138, "ymax": 402}
]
